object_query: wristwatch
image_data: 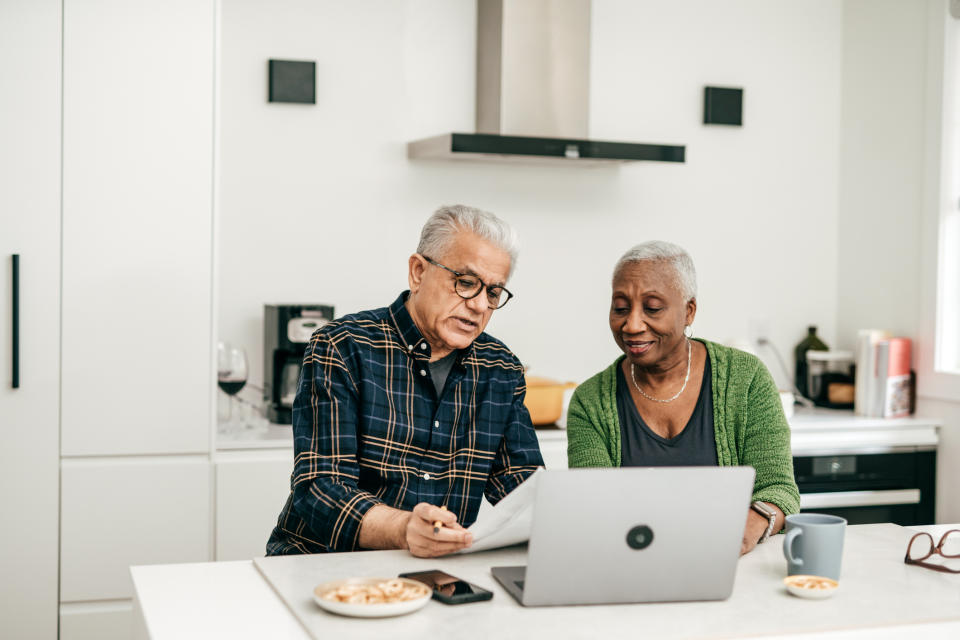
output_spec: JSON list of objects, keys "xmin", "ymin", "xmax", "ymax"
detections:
[{"xmin": 751, "ymin": 501, "xmax": 777, "ymax": 543}]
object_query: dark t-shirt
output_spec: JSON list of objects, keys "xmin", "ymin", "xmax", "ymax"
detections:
[
  {"xmin": 428, "ymin": 349, "xmax": 458, "ymax": 398},
  {"xmin": 617, "ymin": 353, "xmax": 718, "ymax": 467}
]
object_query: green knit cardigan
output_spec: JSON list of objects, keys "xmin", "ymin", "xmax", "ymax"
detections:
[{"xmin": 566, "ymin": 339, "xmax": 800, "ymax": 516}]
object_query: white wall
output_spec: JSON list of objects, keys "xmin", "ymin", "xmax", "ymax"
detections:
[
  {"xmin": 838, "ymin": 0, "xmax": 960, "ymax": 523},
  {"xmin": 836, "ymin": 0, "xmax": 927, "ymax": 348},
  {"xmin": 216, "ymin": 0, "xmax": 960, "ymax": 518},
  {"xmin": 922, "ymin": 397, "xmax": 960, "ymax": 522},
  {"xmin": 920, "ymin": 0, "xmax": 960, "ymax": 524},
  {"xmin": 218, "ymin": 0, "xmax": 843, "ymax": 396}
]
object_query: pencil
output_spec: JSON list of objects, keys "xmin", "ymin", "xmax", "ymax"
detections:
[{"xmin": 433, "ymin": 505, "xmax": 447, "ymax": 534}]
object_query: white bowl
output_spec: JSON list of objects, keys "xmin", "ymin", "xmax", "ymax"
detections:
[
  {"xmin": 313, "ymin": 577, "xmax": 431, "ymax": 618},
  {"xmin": 784, "ymin": 575, "xmax": 839, "ymax": 599}
]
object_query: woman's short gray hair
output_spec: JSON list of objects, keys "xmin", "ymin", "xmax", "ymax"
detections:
[
  {"xmin": 416, "ymin": 204, "xmax": 519, "ymax": 278},
  {"xmin": 613, "ymin": 241, "xmax": 698, "ymax": 302}
]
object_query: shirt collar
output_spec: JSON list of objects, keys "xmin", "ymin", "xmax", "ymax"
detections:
[{"xmin": 388, "ymin": 291, "xmax": 475, "ymax": 362}]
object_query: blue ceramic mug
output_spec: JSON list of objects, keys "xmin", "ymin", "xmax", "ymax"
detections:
[{"xmin": 783, "ymin": 513, "xmax": 847, "ymax": 581}]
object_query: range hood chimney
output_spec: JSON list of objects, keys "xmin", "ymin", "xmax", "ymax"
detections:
[{"xmin": 407, "ymin": 0, "xmax": 684, "ymax": 166}]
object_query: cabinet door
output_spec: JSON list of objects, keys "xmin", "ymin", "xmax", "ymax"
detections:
[
  {"xmin": 60, "ymin": 0, "xmax": 216, "ymax": 455},
  {"xmin": 216, "ymin": 452, "xmax": 294, "ymax": 561},
  {"xmin": 60, "ymin": 603, "xmax": 132, "ymax": 640},
  {"xmin": 60, "ymin": 457, "xmax": 212, "ymax": 602},
  {"xmin": 536, "ymin": 432, "xmax": 569, "ymax": 470},
  {"xmin": 0, "ymin": 1, "xmax": 61, "ymax": 637}
]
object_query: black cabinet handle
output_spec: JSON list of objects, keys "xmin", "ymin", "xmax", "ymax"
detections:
[{"xmin": 11, "ymin": 254, "xmax": 18, "ymax": 389}]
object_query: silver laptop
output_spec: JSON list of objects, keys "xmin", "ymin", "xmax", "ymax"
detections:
[{"xmin": 491, "ymin": 466, "xmax": 755, "ymax": 606}]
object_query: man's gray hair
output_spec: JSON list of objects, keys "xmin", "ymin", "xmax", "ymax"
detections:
[
  {"xmin": 613, "ymin": 241, "xmax": 698, "ymax": 302},
  {"xmin": 416, "ymin": 204, "xmax": 519, "ymax": 278}
]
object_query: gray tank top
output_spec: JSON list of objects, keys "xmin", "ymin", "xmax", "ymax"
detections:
[{"xmin": 617, "ymin": 354, "xmax": 717, "ymax": 467}]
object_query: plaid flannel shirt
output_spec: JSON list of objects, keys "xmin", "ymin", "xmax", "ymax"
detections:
[{"xmin": 266, "ymin": 292, "xmax": 543, "ymax": 555}]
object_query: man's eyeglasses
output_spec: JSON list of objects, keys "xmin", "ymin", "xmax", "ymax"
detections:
[
  {"xmin": 904, "ymin": 529, "xmax": 960, "ymax": 573},
  {"xmin": 421, "ymin": 255, "xmax": 513, "ymax": 310}
]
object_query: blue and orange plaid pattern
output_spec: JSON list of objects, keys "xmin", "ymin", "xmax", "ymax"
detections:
[{"xmin": 267, "ymin": 292, "xmax": 543, "ymax": 554}]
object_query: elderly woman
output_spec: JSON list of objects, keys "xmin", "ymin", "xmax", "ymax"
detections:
[{"xmin": 566, "ymin": 241, "xmax": 799, "ymax": 555}]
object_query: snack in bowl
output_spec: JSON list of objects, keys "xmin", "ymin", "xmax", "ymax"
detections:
[
  {"xmin": 783, "ymin": 574, "xmax": 839, "ymax": 599},
  {"xmin": 313, "ymin": 577, "xmax": 431, "ymax": 618}
]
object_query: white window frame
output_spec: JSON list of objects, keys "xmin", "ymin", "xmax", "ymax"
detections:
[{"xmin": 919, "ymin": 0, "xmax": 960, "ymax": 400}]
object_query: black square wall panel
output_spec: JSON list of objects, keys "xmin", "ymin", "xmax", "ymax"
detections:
[
  {"xmin": 269, "ymin": 60, "xmax": 316, "ymax": 104},
  {"xmin": 703, "ymin": 86, "xmax": 743, "ymax": 126}
]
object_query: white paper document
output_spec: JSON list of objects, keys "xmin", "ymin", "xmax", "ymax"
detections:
[{"xmin": 459, "ymin": 468, "xmax": 541, "ymax": 554}]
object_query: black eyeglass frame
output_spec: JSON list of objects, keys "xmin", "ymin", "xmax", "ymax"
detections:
[
  {"xmin": 420, "ymin": 255, "xmax": 514, "ymax": 310},
  {"xmin": 904, "ymin": 529, "xmax": 960, "ymax": 574}
]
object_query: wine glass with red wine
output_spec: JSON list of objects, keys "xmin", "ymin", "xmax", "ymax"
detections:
[{"xmin": 217, "ymin": 341, "xmax": 248, "ymax": 428}]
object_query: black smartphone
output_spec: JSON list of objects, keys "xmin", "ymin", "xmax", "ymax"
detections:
[{"xmin": 398, "ymin": 570, "xmax": 494, "ymax": 604}]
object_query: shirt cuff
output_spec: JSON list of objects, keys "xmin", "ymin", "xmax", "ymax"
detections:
[
  {"xmin": 751, "ymin": 488, "xmax": 800, "ymax": 518},
  {"xmin": 485, "ymin": 465, "xmax": 540, "ymax": 505},
  {"xmin": 329, "ymin": 491, "xmax": 383, "ymax": 551}
]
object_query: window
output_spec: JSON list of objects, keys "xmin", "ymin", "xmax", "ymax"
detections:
[
  {"xmin": 918, "ymin": 0, "xmax": 960, "ymax": 398},
  {"xmin": 939, "ymin": 212, "xmax": 959, "ymax": 374},
  {"xmin": 937, "ymin": 5, "xmax": 960, "ymax": 375}
]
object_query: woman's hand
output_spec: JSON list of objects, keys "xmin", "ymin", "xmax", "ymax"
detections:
[
  {"xmin": 741, "ymin": 508, "xmax": 771, "ymax": 556},
  {"xmin": 740, "ymin": 502, "xmax": 785, "ymax": 555}
]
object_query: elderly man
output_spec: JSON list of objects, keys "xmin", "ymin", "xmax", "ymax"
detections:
[{"xmin": 267, "ymin": 205, "xmax": 544, "ymax": 557}]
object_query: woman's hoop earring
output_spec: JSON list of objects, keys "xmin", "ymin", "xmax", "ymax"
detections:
[{"xmin": 684, "ymin": 325, "xmax": 693, "ymax": 339}]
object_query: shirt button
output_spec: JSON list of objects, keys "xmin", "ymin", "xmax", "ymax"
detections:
[
  {"xmin": 419, "ymin": 369, "xmax": 427, "ymax": 377},
  {"xmin": 423, "ymin": 473, "xmax": 431, "ymax": 480},
  {"xmin": 408, "ymin": 344, "xmax": 414, "ymax": 352},
  {"xmin": 420, "ymin": 343, "xmax": 427, "ymax": 350},
  {"xmin": 434, "ymin": 420, "xmax": 439, "ymax": 428}
]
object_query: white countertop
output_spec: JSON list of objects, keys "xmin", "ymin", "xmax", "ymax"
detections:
[
  {"xmin": 787, "ymin": 408, "xmax": 941, "ymax": 431},
  {"xmin": 217, "ymin": 422, "xmax": 297, "ymax": 450},
  {"xmin": 217, "ymin": 408, "xmax": 941, "ymax": 456},
  {"xmin": 132, "ymin": 523, "xmax": 960, "ymax": 640},
  {"xmin": 787, "ymin": 408, "xmax": 939, "ymax": 455}
]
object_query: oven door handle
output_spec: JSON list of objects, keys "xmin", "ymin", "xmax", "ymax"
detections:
[{"xmin": 800, "ymin": 489, "xmax": 921, "ymax": 509}]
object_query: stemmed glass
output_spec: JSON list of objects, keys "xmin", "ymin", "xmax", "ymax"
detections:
[{"xmin": 217, "ymin": 341, "xmax": 248, "ymax": 431}]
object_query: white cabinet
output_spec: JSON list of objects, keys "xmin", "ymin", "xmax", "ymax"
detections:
[
  {"xmin": 55, "ymin": 3, "xmax": 218, "ymax": 638},
  {"xmin": 0, "ymin": 1, "xmax": 61, "ymax": 638},
  {"xmin": 60, "ymin": 457, "xmax": 212, "ymax": 602},
  {"xmin": 215, "ymin": 451, "xmax": 294, "ymax": 560},
  {"xmin": 60, "ymin": 0, "xmax": 216, "ymax": 456},
  {"xmin": 60, "ymin": 603, "xmax": 132, "ymax": 640},
  {"xmin": 2, "ymin": 1, "xmax": 217, "ymax": 637},
  {"xmin": 536, "ymin": 430, "xmax": 569, "ymax": 470},
  {"xmin": 213, "ymin": 428, "xmax": 569, "ymax": 563}
]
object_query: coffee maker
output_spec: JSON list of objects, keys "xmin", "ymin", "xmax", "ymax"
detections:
[{"xmin": 263, "ymin": 304, "xmax": 335, "ymax": 424}]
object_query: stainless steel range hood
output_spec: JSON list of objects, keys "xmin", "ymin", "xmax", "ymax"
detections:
[{"xmin": 407, "ymin": 0, "xmax": 684, "ymax": 166}]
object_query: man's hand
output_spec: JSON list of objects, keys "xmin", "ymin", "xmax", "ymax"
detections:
[
  {"xmin": 740, "ymin": 508, "xmax": 770, "ymax": 556},
  {"xmin": 405, "ymin": 503, "xmax": 473, "ymax": 558},
  {"xmin": 358, "ymin": 503, "xmax": 473, "ymax": 557}
]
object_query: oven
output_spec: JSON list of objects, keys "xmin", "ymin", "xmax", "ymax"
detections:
[{"xmin": 793, "ymin": 450, "xmax": 936, "ymax": 526}]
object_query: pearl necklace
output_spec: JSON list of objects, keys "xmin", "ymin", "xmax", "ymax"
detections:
[{"xmin": 631, "ymin": 339, "xmax": 692, "ymax": 404}]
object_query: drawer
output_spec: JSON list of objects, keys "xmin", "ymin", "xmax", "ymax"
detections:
[
  {"xmin": 60, "ymin": 601, "xmax": 132, "ymax": 640},
  {"xmin": 215, "ymin": 452, "xmax": 293, "ymax": 561},
  {"xmin": 61, "ymin": 457, "xmax": 212, "ymax": 601}
]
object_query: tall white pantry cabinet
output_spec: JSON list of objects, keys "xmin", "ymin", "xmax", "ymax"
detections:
[
  {"xmin": 1, "ymin": 1, "xmax": 217, "ymax": 638},
  {"xmin": 1, "ymin": 1, "xmax": 62, "ymax": 637}
]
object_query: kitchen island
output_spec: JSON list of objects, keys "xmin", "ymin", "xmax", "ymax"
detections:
[{"xmin": 131, "ymin": 523, "xmax": 960, "ymax": 640}]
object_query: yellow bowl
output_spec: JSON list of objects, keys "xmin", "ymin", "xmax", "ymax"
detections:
[{"xmin": 523, "ymin": 377, "xmax": 576, "ymax": 425}]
